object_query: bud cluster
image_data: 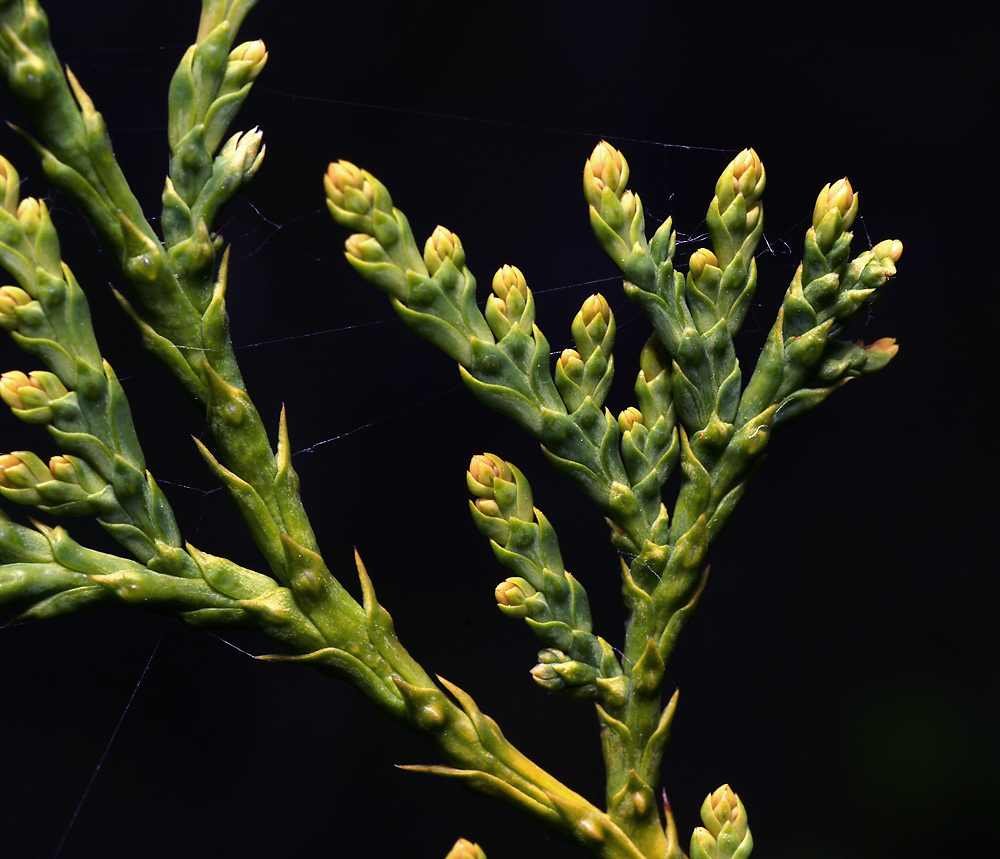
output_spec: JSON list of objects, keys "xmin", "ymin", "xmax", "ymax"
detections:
[
  {"xmin": 0, "ymin": 180, "xmax": 105, "ymax": 389},
  {"xmin": 554, "ymin": 293, "xmax": 616, "ymax": 414},
  {"xmin": 690, "ymin": 784, "xmax": 753, "ymax": 859},
  {"xmin": 444, "ymin": 838, "xmax": 487, "ymax": 859},
  {"xmin": 341, "ymin": 233, "xmax": 407, "ymax": 302},
  {"xmin": 530, "ymin": 647, "xmax": 628, "ymax": 706},
  {"xmin": 484, "ymin": 264, "xmax": 534, "ymax": 339},
  {"xmin": 325, "ymin": 160, "xmax": 376, "ymax": 223},
  {"xmin": 688, "ymin": 248, "xmax": 720, "ymax": 283},
  {"xmin": 0, "ymin": 286, "xmax": 33, "ymax": 331},
  {"xmin": 572, "ymin": 293, "xmax": 613, "ymax": 361},
  {"xmin": 617, "ymin": 406, "xmax": 643, "ymax": 434},
  {"xmin": 584, "ymin": 141, "xmax": 647, "ymax": 268},
  {"xmin": 5, "ymin": 195, "xmax": 63, "ymax": 280},
  {"xmin": 700, "ymin": 149, "xmax": 766, "ymax": 331},
  {"xmin": 583, "ymin": 141, "xmax": 629, "ymax": 210},
  {"xmin": 167, "ymin": 18, "xmax": 268, "ymax": 155},
  {"xmin": 531, "ymin": 648, "xmax": 600, "ymax": 697},
  {"xmin": 466, "ymin": 453, "xmax": 533, "ymax": 546},
  {"xmin": 0, "ymin": 450, "xmax": 115, "ymax": 515},
  {"xmin": 424, "ymin": 226, "xmax": 465, "ymax": 276},
  {"xmin": 0, "ymin": 369, "xmax": 69, "ymax": 423},
  {"xmin": 217, "ymin": 127, "xmax": 265, "ymax": 185},
  {"xmin": 747, "ymin": 175, "xmax": 905, "ymax": 430},
  {"xmin": 785, "ymin": 181, "xmax": 903, "ymax": 345},
  {"xmin": 324, "ymin": 159, "xmax": 400, "ymax": 241},
  {"xmin": 465, "ymin": 453, "xmax": 628, "ymax": 707},
  {"xmin": 223, "ymin": 40, "xmax": 268, "ymax": 92},
  {"xmin": 615, "ymin": 396, "xmax": 677, "ymax": 556},
  {"xmin": 685, "ymin": 246, "xmax": 727, "ymax": 332},
  {"xmin": 807, "ymin": 178, "xmax": 858, "ymax": 269},
  {"xmin": 716, "ymin": 148, "xmax": 765, "ymax": 214},
  {"xmin": 554, "ymin": 348, "xmax": 585, "ymax": 412},
  {"xmin": 176, "ymin": 129, "xmax": 265, "ymax": 252},
  {"xmin": 813, "ymin": 177, "xmax": 858, "ymax": 233},
  {"xmin": 494, "ymin": 576, "xmax": 539, "ymax": 619}
]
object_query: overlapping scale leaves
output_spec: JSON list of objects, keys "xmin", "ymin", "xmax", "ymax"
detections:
[
  {"xmin": 327, "ymin": 137, "xmax": 900, "ymax": 858},
  {"xmin": 0, "ymin": 5, "xmax": 672, "ymax": 856},
  {"xmin": 0, "ymin": 3, "xmax": 906, "ymax": 851},
  {"xmin": 0, "ymin": 153, "xmax": 315, "ymax": 640},
  {"xmin": 467, "ymin": 452, "xmax": 627, "ymax": 707}
]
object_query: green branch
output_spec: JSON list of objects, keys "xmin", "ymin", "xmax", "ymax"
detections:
[{"xmin": 0, "ymin": 1, "xmax": 904, "ymax": 855}]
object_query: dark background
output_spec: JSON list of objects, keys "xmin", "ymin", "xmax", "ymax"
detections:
[{"xmin": 1, "ymin": 2, "xmax": 995, "ymax": 857}]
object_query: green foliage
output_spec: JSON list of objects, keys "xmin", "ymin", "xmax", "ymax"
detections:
[{"xmin": 0, "ymin": 1, "xmax": 903, "ymax": 856}]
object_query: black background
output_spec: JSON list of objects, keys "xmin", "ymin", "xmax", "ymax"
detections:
[{"xmin": 1, "ymin": 2, "xmax": 996, "ymax": 857}]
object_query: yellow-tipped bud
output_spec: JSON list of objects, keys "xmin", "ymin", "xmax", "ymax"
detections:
[
  {"xmin": 0, "ymin": 370, "xmax": 33, "ymax": 410},
  {"xmin": 0, "ymin": 155, "xmax": 19, "ymax": 213},
  {"xmin": 474, "ymin": 497, "xmax": 503, "ymax": 519},
  {"xmin": 557, "ymin": 348, "xmax": 585, "ymax": 379},
  {"xmin": 705, "ymin": 785, "xmax": 740, "ymax": 835},
  {"xmin": 424, "ymin": 226, "xmax": 464, "ymax": 275},
  {"xmin": 588, "ymin": 141, "xmax": 628, "ymax": 193},
  {"xmin": 0, "ymin": 451, "xmax": 50, "ymax": 489},
  {"xmin": 857, "ymin": 336, "xmax": 899, "ymax": 373},
  {"xmin": 218, "ymin": 127, "xmax": 265, "ymax": 180},
  {"xmin": 324, "ymin": 159, "xmax": 374, "ymax": 215},
  {"xmin": 16, "ymin": 197, "xmax": 40, "ymax": 234},
  {"xmin": 731, "ymin": 148, "xmax": 764, "ymax": 198},
  {"xmin": 584, "ymin": 140, "xmax": 629, "ymax": 211},
  {"xmin": 0, "ymin": 369, "xmax": 68, "ymax": 413},
  {"xmin": 689, "ymin": 248, "xmax": 719, "ymax": 281},
  {"xmin": 691, "ymin": 784, "xmax": 753, "ymax": 859},
  {"xmin": 344, "ymin": 233, "xmax": 390, "ymax": 264},
  {"xmin": 617, "ymin": 406, "xmax": 643, "ymax": 434},
  {"xmin": 872, "ymin": 238, "xmax": 903, "ymax": 262},
  {"xmin": 228, "ymin": 39, "xmax": 268, "ymax": 78},
  {"xmin": 866, "ymin": 337, "xmax": 899, "ymax": 357},
  {"xmin": 491, "ymin": 264, "xmax": 527, "ymax": 302},
  {"xmin": 716, "ymin": 148, "xmax": 765, "ymax": 211},
  {"xmin": 581, "ymin": 293, "xmax": 611, "ymax": 328},
  {"xmin": 467, "ymin": 453, "xmax": 512, "ymax": 498},
  {"xmin": 47, "ymin": 454, "xmax": 79, "ymax": 484},
  {"xmin": 11, "ymin": 196, "xmax": 61, "ymax": 277},
  {"xmin": 813, "ymin": 177, "xmax": 858, "ymax": 230},
  {"xmin": 445, "ymin": 838, "xmax": 488, "ymax": 859},
  {"xmin": 467, "ymin": 453, "xmax": 533, "ymax": 545},
  {"xmin": 486, "ymin": 264, "xmax": 532, "ymax": 337},
  {"xmin": 0, "ymin": 453, "xmax": 22, "ymax": 487},
  {"xmin": 571, "ymin": 294, "xmax": 614, "ymax": 362},
  {"xmin": 558, "ymin": 348, "xmax": 583, "ymax": 368},
  {"xmin": 495, "ymin": 577, "xmax": 537, "ymax": 619},
  {"xmin": 0, "ymin": 286, "xmax": 32, "ymax": 330},
  {"xmin": 342, "ymin": 230, "xmax": 409, "ymax": 302},
  {"xmin": 530, "ymin": 649, "xmax": 600, "ymax": 696},
  {"xmin": 555, "ymin": 348, "xmax": 587, "ymax": 411},
  {"xmin": 0, "ymin": 450, "xmax": 110, "ymax": 511},
  {"xmin": 343, "ymin": 233, "xmax": 366, "ymax": 259},
  {"xmin": 620, "ymin": 189, "xmax": 637, "ymax": 221},
  {"xmin": 704, "ymin": 784, "xmax": 750, "ymax": 841}
]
